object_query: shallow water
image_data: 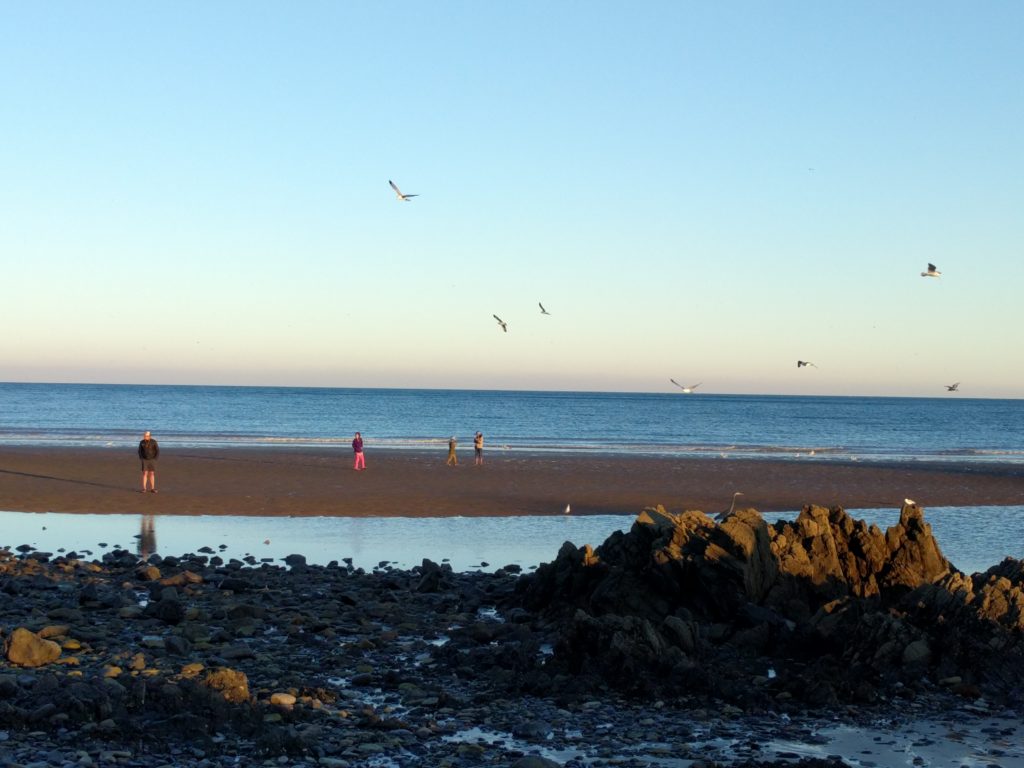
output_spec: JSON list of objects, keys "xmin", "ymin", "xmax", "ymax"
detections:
[
  {"xmin": 442, "ymin": 712, "xmax": 1024, "ymax": 768},
  {"xmin": 2, "ymin": 505, "xmax": 1021, "ymax": 575}
]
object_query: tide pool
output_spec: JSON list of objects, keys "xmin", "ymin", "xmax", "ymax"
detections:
[{"xmin": 2, "ymin": 505, "xmax": 1021, "ymax": 576}]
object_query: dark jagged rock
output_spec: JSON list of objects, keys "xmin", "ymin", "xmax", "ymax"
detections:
[{"xmin": 511, "ymin": 503, "xmax": 1023, "ymax": 706}]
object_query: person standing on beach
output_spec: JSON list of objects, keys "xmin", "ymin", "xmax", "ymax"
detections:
[
  {"xmin": 138, "ymin": 431, "xmax": 159, "ymax": 493},
  {"xmin": 474, "ymin": 431, "xmax": 484, "ymax": 466},
  {"xmin": 352, "ymin": 432, "xmax": 365, "ymax": 471},
  {"xmin": 446, "ymin": 436, "xmax": 458, "ymax": 466}
]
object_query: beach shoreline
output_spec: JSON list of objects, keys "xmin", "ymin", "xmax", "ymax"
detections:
[{"xmin": 1, "ymin": 445, "xmax": 1021, "ymax": 517}]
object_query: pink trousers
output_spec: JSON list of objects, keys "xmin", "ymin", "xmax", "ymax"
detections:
[{"xmin": 353, "ymin": 451, "xmax": 365, "ymax": 470}]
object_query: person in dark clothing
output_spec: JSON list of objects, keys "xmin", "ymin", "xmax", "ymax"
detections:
[{"xmin": 138, "ymin": 431, "xmax": 159, "ymax": 493}]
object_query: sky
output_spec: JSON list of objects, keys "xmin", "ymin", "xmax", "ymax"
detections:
[{"xmin": 2, "ymin": 2, "xmax": 1022, "ymax": 398}]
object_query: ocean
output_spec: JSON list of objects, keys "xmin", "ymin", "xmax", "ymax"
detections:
[{"xmin": 0, "ymin": 382, "xmax": 1021, "ymax": 463}]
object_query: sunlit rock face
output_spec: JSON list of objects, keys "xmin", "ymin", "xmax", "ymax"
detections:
[{"xmin": 4, "ymin": 627, "xmax": 62, "ymax": 668}]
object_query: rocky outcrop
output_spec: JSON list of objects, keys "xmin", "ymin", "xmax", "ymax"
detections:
[
  {"xmin": 517, "ymin": 503, "xmax": 950, "ymax": 619},
  {"xmin": 512, "ymin": 503, "xmax": 1024, "ymax": 706}
]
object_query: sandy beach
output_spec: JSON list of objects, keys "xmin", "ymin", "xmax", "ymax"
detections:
[{"xmin": 0, "ymin": 445, "xmax": 1021, "ymax": 516}]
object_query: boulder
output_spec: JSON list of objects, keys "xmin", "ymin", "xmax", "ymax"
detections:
[{"xmin": 5, "ymin": 627, "xmax": 62, "ymax": 667}]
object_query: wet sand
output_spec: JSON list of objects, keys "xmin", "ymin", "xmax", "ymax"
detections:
[{"xmin": 1, "ymin": 446, "xmax": 1021, "ymax": 516}]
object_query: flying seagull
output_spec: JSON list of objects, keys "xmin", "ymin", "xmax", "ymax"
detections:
[
  {"xmin": 921, "ymin": 263, "xmax": 941, "ymax": 278},
  {"xmin": 388, "ymin": 180, "xmax": 418, "ymax": 201},
  {"xmin": 670, "ymin": 379, "xmax": 701, "ymax": 393},
  {"xmin": 945, "ymin": 382, "xmax": 960, "ymax": 392},
  {"xmin": 796, "ymin": 360, "xmax": 817, "ymax": 368},
  {"xmin": 492, "ymin": 314, "xmax": 508, "ymax": 333},
  {"xmin": 539, "ymin": 302, "xmax": 551, "ymax": 315},
  {"xmin": 714, "ymin": 492, "xmax": 744, "ymax": 522}
]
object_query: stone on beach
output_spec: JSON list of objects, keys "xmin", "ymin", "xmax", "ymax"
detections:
[
  {"xmin": 4, "ymin": 627, "xmax": 62, "ymax": 667},
  {"xmin": 202, "ymin": 667, "xmax": 250, "ymax": 703}
]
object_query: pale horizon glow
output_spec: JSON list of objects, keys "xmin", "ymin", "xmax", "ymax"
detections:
[{"xmin": 2, "ymin": 3, "xmax": 1022, "ymax": 399}]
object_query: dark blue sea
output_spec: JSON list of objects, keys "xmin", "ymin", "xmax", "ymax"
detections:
[{"xmin": 0, "ymin": 382, "xmax": 1021, "ymax": 463}]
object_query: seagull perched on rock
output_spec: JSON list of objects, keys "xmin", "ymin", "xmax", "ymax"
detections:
[
  {"xmin": 903, "ymin": 498, "xmax": 917, "ymax": 506},
  {"xmin": 796, "ymin": 360, "xmax": 817, "ymax": 368},
  {"xmin": 945, "ymin": 382, "xmax": 959, "ymax": 392},
  {"xmin": 539, "ymin": 302, "xmax": 551, "ymax": 315},
  {"xmin": 921, "ymin": 263, "xmax": 941, "ymax": 278},
  {"xmin": 715, "ymin": 492, "xmax": 744, "ymax": 522},
  {"xmin": 670, "ymin": 379, "xmax": 701, "ymax": 393},
  {"xmin": 492, "ymin": 315, "xmax": 508, "ymax": 333},
  {"xmin": 388, "ymin": 180, "xmax": 418, "ymax": 201}
]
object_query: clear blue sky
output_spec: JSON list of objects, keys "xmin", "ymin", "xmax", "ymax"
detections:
[{"xmin": 2, "ymin": 2, "xmax": 1021, "ymax": 397}]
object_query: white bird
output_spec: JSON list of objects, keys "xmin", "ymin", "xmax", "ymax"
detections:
[
  {"xmin": 493, "ymin": 314, "xmax": 508, "ymax": 333},
  {"xmin": 903, "ymin": 498, "xmax": 917, "ymax": 506},
  {"xmin": 539, "ymin": 302, "xmax": 551, "ymax": 315},
  {"xmin": 796, "ymin": 360, "xmax": 817, "ymax": 368},
  {"xmin": 564, "ymin": 504, "xmax": 571, "ymax": 515},
  {"xmin": 945, "ymin": 382, "xmax": 959, "ymax": 392},
  {"xmin": 388, "ymin": 179, "xmax": 418, "ymax": 201},
  {"xmin": 714, "ymin": 492, "xmax": 744, "ymax": 522},
  {"xmin": 921, "ymin": 263, "xmax": 941, "ymax": 278},
  {"xmin": 670, "ymin": 379, "xmax": 701, "ymax": 393}
]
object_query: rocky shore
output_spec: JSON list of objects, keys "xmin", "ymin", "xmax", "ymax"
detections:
[{"xmin": 2, "ymin": 503, "xmax": 1022, "ymax": 767}]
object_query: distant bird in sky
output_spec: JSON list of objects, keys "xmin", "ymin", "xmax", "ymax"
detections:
[
  {"xmin": 492, "ymin": 315, "xmax": 508, "ymax": 333},
  {"xmin": 945, "ymin": 382, "xmax": 960, "ymax": 392},
  {"xmin": 670, "ymin": 379, "xmax": 701, "ymax": 393},
  {"xmin": 796, "ymin": 360, "xmax": 817, "ymax": 368},
  {"xmin": 539, "ymin": 302, "xmax": 551, "ymax": 315},
  {"xmin": 388, "ymin": 179, "xmax": 418, "ymax": 201},
  {"xmin": 714, "ymin": 492, "xmax": 744, "ymax": 522},
  {"xmin": 921, "ymin": 263, "xmax": 941, "ymax": 278}
]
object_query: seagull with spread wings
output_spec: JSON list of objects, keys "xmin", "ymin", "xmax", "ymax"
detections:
[
  {"xmin": 493, "ymin": 315, "xmax": 508, "ymax": 333},
  {"xmin": 945, "ymin": 382, "xmax": 960, "ymax": 392},
  {"xmin": 670, "ymin": 379, "xmax": 701, "ymax": 393},
  {"xmin": 921, "ymin": 263, "xmax": 941, "ymax": 278},
  {"xmin": 539, "ymin": 302, "xmax": 551, "ymax": 315},
  {"xmin": 797, "ymin": 360, "xmax": 817, "ymax": 368},
  {"xmin": 388, "ymin": 180, "xmax": 418, "ymax": 201}
]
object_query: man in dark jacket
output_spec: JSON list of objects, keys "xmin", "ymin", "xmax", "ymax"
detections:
[{"xmin": 138, "ymin": 431, "xmax": 160, "ymax": 493}]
